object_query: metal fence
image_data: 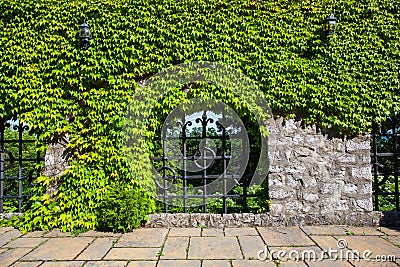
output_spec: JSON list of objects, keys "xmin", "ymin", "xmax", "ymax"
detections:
[
  {"xmin": 151, "ymin": 111, "xmax": 264, "ymax": 213},
  {"xmin": 371, "ymin": 114, "xmax": 400, "ymax": 211},
  {"xmin": 0, "ymin": 116, "xmax": 42, "ymax": 213}
]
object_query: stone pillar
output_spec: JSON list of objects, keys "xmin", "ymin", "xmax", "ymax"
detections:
[
  {"xmin": 43, "ymin": 138, "xmax": 69, "ymax": 197},
  {"xmin": 267, "ymin": 118, "xmax": 375, "ymax": 224}
]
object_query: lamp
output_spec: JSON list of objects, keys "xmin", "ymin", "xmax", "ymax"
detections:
[
  {"xmin": 323, "ymin": 12, "xmax": 337, "ymax": 35},
  {"xmin": 79, "ymin": 20, "xmax": 91, "ymax": 49}
]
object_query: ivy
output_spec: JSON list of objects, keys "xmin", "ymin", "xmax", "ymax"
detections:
[{"xmin": 0, "ymin": 0, "xmax": 399, "ymax": 232}]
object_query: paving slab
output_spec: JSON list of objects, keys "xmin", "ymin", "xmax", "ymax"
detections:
[
  {"xmin": 22, "ymin": 231, "xmax": 47, "ymax": 238},
  {"xmin": 306, "ymin": 259, "xmax": 353, "ymax": 266},
  {"xmin": 5, "ymin": 237, "xmax": 47, "ymax": 248},
  {"xmin": 310, "ymin": 235, "xmax": 351, "ymax": 258},
  {"xmin": 79, "ymin": 230, "xmax": 122, "ymax": 238},
  {"xmin": 0, "ymin": 247, "xmax": 7, "ymax": 255},
  {"xmin": 22, "ymin": 237, "xmax": 93, "ymax": 261},
  {"xmin": 77, "ymin": 237, "xmax": 115, "ymax": 260},
  {"xmin": 342, "ymin": 226, "xmax": 384, "ymax": 236},
  {"xmin": 202, "ymin": 259, "xmax": 231, "ymax": 267},
  {"xmin": 202, "ymin": 228, "xmax": 224, "ymax": 236},
  {"xmin": 233, "ymin": 259, "xmax": 276, "ymax": 266},
  {"xmin": 0, "ymin": 228, "xmax": 23, "ymax": 247},
  {"xmin": 382, "ymin": 235, "xmax": 400, "ymax": 246},
  {"xmin": 188, "ymin": 236, "xmax": 242, "ymax": 259},
  {"xmin": 104, "ymin": 247, "xmax": 160, "ymax": 260},
  {"xmin": 44, "ymin": 229, "xmax": 72, "ymax": 237},
  {"xmin": 300, "ymin": 226, "xmax": 347, "ymax": 236},
  {"xmin": 0, "ymin": 227, "xmax": 14, "ymax": 235},
  {"xmin": 10, "ymin": 261, "xmax": 42, "ymax": 267},
  {"xmin": 1, "ymin": 225, "xmax": 399, "ymax": 266},
  {"xmin": 168, "ymin": 228, "xmax": 201, "ymax": 236},
  {"xmin": 279, "ymin": 261, "xmax": 308, "ymax": 266},
  {"xmin": 257, "ymin": 227, "xmax": 315, "ymax": 246},
  {"xmin": 225, "ymin": 227, "xmax": 258, "ymax": 236},
  {"xmin": 84, "ymin": 261, "xmax": 128, "ymax": 267},
  {"xmin": 157, "ymin": 260, "xmax": 201, "ymax": 267},
  {"xmin": 335, "ymin": 235, "xmax": 400, "ymax": 259},
  {"xmin": 269, "ymin": 246, "xmax": 323, "ymax": 261},
  {"xmin": 115, "ymin": 228, "xmax": 168, "ymax": 247},
  {"xmin": 0, "ymin": 248, "xmax": 33, "ymax": 266},
  {"xmin": 40, "ymin": 261, "xmax": 85, "ymax": 267},
  {"xmin": 160, "ymin": 236, "xmax": 189, "ymax": 259},
  {"xmin": 378, "ymin": 227, "xmax": 400, "ymax": 236},
  {"xmin": 238, "ymin": 235, "xmax": 265, "ymax": 259},
  {"xmin": 350, "ymin": 259, "xmax": 399, "ymax": 266},
  {"xmin": 126, "ymin": 261, "xmax": 157, "ymax": 267}
]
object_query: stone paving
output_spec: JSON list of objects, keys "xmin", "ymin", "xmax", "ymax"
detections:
[{"xmin": 0, "ymin": 225, "xmax": 399, "ymax": 266}]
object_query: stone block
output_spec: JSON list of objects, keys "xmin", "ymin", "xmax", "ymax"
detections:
[
  {"xmin": 351, "ymin": 166, "xmax": 372, "ymax": 180},
  {"xmin": 302, "ymin": 177, "xmax": 317, "ymax": 188},
  {"xmin": 321, "ymin": 183, "xmax": 340, "ymax": 195},
  {"xmin": 355, "ymin": 199, "xmax": 373, "ymax": 211},
  {"xmin": 346, "ymin": 139, "xmax": 370, "ymax": 151},
  {"xmin": 287, "ymin": 175, "xmax": 299, "ymax": 188},
  {"xmin": 269, "ymin": 189, "xmax": 294, "ymax": 200},
  {"xmin": 302, "ymin": 205, "xmax": 312, "ymax": 213},
  {"xmin": 360, "ymin": 183, "xmax": 372, "ymax": 195},
  {"xmin": 269, "ymin": 176, "xmax": 283, "ymax": 187},
  {"xmin": 270, "ymin": 203, "xmax": 284, "ymax": 213},
  {"xmin": 303, "ymin": 193, "xmax": 319, "ymax": 202},
  {"xmin": 337, "ymin": 155, "xmax": 356, "ymax": 163},
  {"xmin": 343, "ymin": 184, "xmax": 358, "ymax": 194},
  {"xmin": 268, "ymin": 165, "xmax": 284, "ymax": 173},
  {"xmin": 285, "ymin": 202, "xmax": 303, "ymax": 213},
  {"xmin": 333, "ymin": 200, "xmax": 349, "ymax": 211}
]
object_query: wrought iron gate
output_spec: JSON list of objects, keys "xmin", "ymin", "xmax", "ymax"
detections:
[
  {"xmin": 0, "ymin": 116, "xmax": 42, "ymax": 213},
  {"xmin": 371, "ymin": 114, "xmax": 400, "ymax": 211},
  {"xmin": 152, "ymin": 110, "xmax": 265, "ymax": 214}
]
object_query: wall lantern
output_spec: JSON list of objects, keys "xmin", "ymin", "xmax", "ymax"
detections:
[
  {"xmin": 323, "ymin": 12, "xmax": 337, "ymax": 35},
  {"xmin": 79, "ymin": 20, "xmax": 91, "ymax": 49}
]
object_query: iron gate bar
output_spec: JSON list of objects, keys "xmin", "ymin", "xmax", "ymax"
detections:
[
  {"xmin": 371, "ymin": 114, "xmax": 400, "ymax": 211},
  {"xmin": 0, "ymin": 117, "xmax": 43, "ymax": 213}
]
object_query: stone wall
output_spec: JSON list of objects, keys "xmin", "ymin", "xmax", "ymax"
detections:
[
  {"xmin": 266, "ymin": 118, "xmax": 374, "ymax": 223},
  {"xmin": 145, "ymin": 211, "xmax": 383, "ymax": 228}
]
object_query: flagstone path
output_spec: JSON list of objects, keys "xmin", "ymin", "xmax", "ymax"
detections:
[{"xmin": 0, "ymin": 225, "xmax": 399, "ymax": 266}]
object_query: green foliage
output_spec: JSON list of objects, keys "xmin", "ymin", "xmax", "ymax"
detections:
[
  {"xmin": 97, "ymin": 184, "xmax": 155, "ymax": 233},
  {"xmin": 0, "ymin": 0, "xmax": 399, "ymax": 231}
]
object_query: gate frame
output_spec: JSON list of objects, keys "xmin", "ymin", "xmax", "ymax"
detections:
[
  {"xmin": 0, "ymin": 115, "xmax": 42, "ymax": 213},
  {"xmin": 371, "ymin": 114, "xmax": 400, "ymax": 211},
  {"xmin": 152, "ymin": 110, "xmax": 264, "ymax": 214}
]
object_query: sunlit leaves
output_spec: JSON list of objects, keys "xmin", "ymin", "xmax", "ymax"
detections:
[{"xmin": 0, "ymin": 0, "xmax": 399, "ymax": 231}]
